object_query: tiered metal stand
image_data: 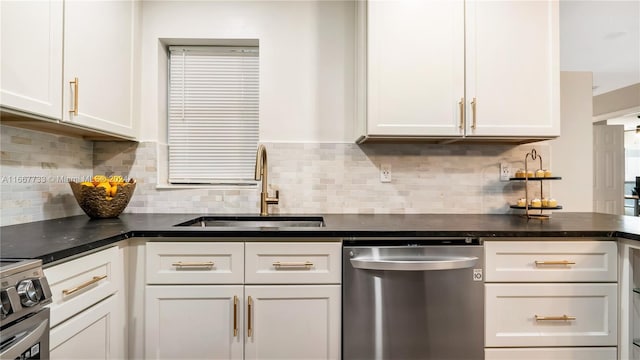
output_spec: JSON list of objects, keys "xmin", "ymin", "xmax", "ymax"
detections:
[{"xmin": 509, "ymin": 149, "xmax": 562, "ymax": 219}]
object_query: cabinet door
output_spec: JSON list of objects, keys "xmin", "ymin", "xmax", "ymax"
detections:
[
  {"xmin": 0, "ymin": 0, "xmax": 63, "ymax": 120},
  {"xmin": 145, "ymin": 285, "xmax": 244, "ymax": 360},
  {"xmin": 244, "ymin": 285, "xmax": 340, "ymax": 360},
  {"xmin": 619, "ymin": 241, "xmax": 640, "ymax": 360},
  {"xmin": 62, "ymin": 0, "xmax": 136, "ymax": 138},
  {"xmin": 366, "ymin": 0, "xmax": 465, "ymax": 137},
  {"xmin": 465, "ymin": 0, "xmax": 559, "ymax": 137},
  {"xmin": 50, "ymin": 293, "xmax": 125, "ymax": 360}
]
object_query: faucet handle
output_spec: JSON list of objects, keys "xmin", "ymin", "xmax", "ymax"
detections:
[{"xmin": 266, "ymin": 190, "xmax": 279, "ymax": 204}]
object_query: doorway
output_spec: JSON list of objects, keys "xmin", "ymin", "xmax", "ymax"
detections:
[{"xmin": 594, "ymin": 113, "xmax": 640, "ymax": 216}]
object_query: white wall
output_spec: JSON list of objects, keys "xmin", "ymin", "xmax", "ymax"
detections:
[
  {"xmin": 139, "ymin": 0, "xmax": 355, "ymax": 143},
  {"xmin": 549, "ymin": 71, "xmax": 593, "ymax": 211},
  {"xmin": 593, "ymin": 83, "xmax": 640, "ymax": 121}
]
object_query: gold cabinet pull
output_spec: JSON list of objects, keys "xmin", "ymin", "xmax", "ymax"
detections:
[
  {"xmin": 272, "ymin": 261, "xmax": 313, "ymax": 269},
  {"xmin": 458, "ymin": 97, "xmax": 464, "ymax": 130},
  {"xmin": 247, "ymin": 296, "xmax": 253, "ymax": 338},
  {"xmin": 62, "ymin": 275, "xmax": 107, "ymax": 296},
  {"xmin": 171, "ymin": 261, "xmax": 214, "ymax": 268},
  {"xmin": 534, "ymin": 260, "xmax": 575, "ymax": 266},
  {"xmin": 233, "ymin": 296, "xmax": 238, "ymax": 337},
  {"xmin": 69, "ymin": 77, "xmax": 79, "ymax": 115},
  {"xmin": 470, "ymin": 97, "xmax": 477, "ymax": 129},
  {"xmin": 535, "ymin": 315, "xmax": 576, "ymax": 321}
]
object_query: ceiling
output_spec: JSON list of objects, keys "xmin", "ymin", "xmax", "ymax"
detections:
[{"xmin": 560, "ymin": 0, "xmax": 640, "ymax": 96}]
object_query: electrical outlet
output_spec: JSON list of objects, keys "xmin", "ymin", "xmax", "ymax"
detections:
[
  {"xmin": 500, "ymin": 162, "xmax": 511, "ymax": 181},
  {"xmin": 380, "ymin": 164, "xmax": 392, "ymax": 183}
]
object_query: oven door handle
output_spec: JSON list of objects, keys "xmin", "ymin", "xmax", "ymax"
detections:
[
  {"xmin": 350, "ymin": 256, "xmax": 478, "ymax": 271},
  {"xmin": 0, "ymin": 318, "xmax": 48, "ymax": 359}
]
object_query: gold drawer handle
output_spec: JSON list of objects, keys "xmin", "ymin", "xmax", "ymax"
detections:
[
  {"xmin": 233, "ymin": 296, "xmax": 238, "ymax": 337},
  {"xmin": 272, "ymin": 261, "xmax": 313, "ymax": 269},
  {"xmin": 69, "ymin": 77, "xmax": 79, "ymax": 115},
  {"xmin": 535, "ymin": 315, "xmax": 576, "ymax": 321},
  {"xmin": 62, "ymin": 275, "xmax": 107, "ymax": 296},
  {"xmin": 172, "ymin": 261, "xmax": 214, "ymax": 268},
  {"xmin": 534, "ymin": 260, "xmax": 575, "ymax": 266},
  {"xmin": 458, "ymin": 98, "xmax": 464, "ymax": 130},
  {"xmin": 470, "ymin": 97, "xmax": 477, "ymax": 130},
  {"xmin": 247, "ymin": 296, "xmax": 253, "ymax": 338}
]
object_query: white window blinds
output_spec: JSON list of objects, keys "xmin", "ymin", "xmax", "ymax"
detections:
[{"xmin": 168, "ymin": 46, "xmax": 259, "ymax": 184}]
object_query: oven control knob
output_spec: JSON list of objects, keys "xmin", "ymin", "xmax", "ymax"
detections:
[
  {"xmin": 17, "ymin": 280, "xmax": 41, "ymax": 307},
  {"xmin": 0, "ymin": 290, "xmax": 11, "ymax": 317}
]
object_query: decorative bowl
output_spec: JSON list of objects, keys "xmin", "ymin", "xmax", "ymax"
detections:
[{"xmin": 69, "ymin": 179, "xmax": 136, "ymax": 218}]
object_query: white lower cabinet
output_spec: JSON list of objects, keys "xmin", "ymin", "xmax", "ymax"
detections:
[
  {"xmin": 50, "ymin": 293, "xmax": 124, "ymax": 360},
  {"xmin": 244, "ymin": 285, "xmax": 341, "ymax": 360},
  {"xmin": 145, "ymin": 285, "xmax": 244, "ymax": 360},
  {"xmin": 485, "ymin": 347, "xmax": 617, "ymax": 360},
  {"xmin": 484, "ymin": 239, "xmax": 618, "ymax": 359},
  {"xmin": 44, "ymin": 245, "xmax": 127, "ymax": 360},
  {"xmin": 143, "ymin": 240, "xmax": 341, "ymax": 360},
  {"xmin": 485, "ymin": 283, "xmax": 617, "ymax": 347},
  {"xmin": 619, "ymin": 239, "xmax": 640, "ymax": 360}
]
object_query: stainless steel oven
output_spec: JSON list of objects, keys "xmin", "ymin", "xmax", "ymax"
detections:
[
  {"xmin": 343, "ymin": 238, "xmax": 484, "ymax": 360},
  {"xmin": 0, "ymin": 259, "xmax": 52, "ymax": 360}
]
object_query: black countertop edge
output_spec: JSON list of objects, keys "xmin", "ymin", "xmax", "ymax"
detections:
[
  {"xmin": 129, "ymin": 230, "xmax": 621, "ymax": 238},
  {"xmin": 2, "ymin": 213, "xmax": 639, "ymax": 265},
  {"xmin": 33, "ymin": 229, "xmax": 630, "ymax": 265},
  {"xmin": 616, "ymin": 231, "xmax": 640, "ymax": 241},
  {"xmin": 37, "ymin": 233, "xmax": 132, "ymax": 265}
]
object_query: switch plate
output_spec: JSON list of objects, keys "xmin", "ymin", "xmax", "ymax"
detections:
[
  {"xmin": 380, "ymin": 164, "xmax": 392, "ymax": 183},
  {"xmin": 500, "ymin": 162, "xmax": 510, "ymax": 181}
]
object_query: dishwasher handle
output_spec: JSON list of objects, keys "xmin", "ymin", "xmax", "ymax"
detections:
[{"xmin": 350, "ymin": 256, "xmax": 478, "ymax": 271}]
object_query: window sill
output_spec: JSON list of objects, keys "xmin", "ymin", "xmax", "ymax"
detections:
[{"xmin": 155, "ymin": 182, "xmax": 257, "ymax": 191}]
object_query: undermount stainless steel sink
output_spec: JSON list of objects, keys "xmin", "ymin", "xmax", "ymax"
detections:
[{"xmin": 174, "ymin": 216, "xmax": 325, "ymax": 228}]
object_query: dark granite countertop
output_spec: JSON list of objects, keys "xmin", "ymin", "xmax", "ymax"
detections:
[{"xmin": 1, "ymin": 212, "xmax": 639, "ymax": 264}]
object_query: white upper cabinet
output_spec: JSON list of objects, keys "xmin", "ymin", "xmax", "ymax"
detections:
[
  {"xmin": 357, "ymin": 0, "xmax": 560, "ymax": 142},
  {"xmin": 1, "ymin": 0, "xmax": 136, "ymax": 140},
  {"xmin": 465, "ymin": 0, "xmax": 560, "ymax": 138},
  {"xmin": 364, "ymin": 0, "xmax": 465, "ymax": 138},
  {"xmin": 63, "ymin": 0, "xmax": 136, "ymax": 138},
  {"xmin": 1, "ymin": 0, "xmax": 63, "ymax": 120}
]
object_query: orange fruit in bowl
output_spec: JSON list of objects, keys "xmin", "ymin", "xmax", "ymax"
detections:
[
  {"xmin": 80, "ymin": 181, "xmax": 94, "ymax": 187},
  {"xmin": 96, "ymin": 182, "xmax": 111, "ymax": 195}
]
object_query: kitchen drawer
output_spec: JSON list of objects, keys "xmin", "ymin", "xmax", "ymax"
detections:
[
  {"xmin": 485, "ymin": 347, "xmax": 617, "ymax": 360},
  {"xmin": 146, "ymin": 242, "xmax": 244, "ymax": 284},
  {"xmin": 245, "ymin": 242, "xmax": 341, "ymax": 284},
  {"xmin": 485, "ymin": 241, "xmax": 617, "ymax": 282},
  {"xmin": 44, "ymin": 246, "xmax": 123, "ymax": 327},
  {"xmin": 485, "ymin": 283, "xmax": 617, "ymax": 347}
]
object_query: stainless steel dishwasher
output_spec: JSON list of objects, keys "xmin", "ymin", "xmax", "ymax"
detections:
[{"xmin": 343, "ymin": 238, "xmax": 484, "ymax": 360}]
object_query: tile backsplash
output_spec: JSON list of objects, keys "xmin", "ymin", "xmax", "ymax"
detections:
[
  {"xmin": 1, "ymin": 124, "xmax": 552, "ymax": 226},
  {"xmin": 94, "ymin": 141, "xmax": 549, "ymax": 216},
  {"xmin": 0, "ymin": 125, "xmax": 93, "ymax": 226}
]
